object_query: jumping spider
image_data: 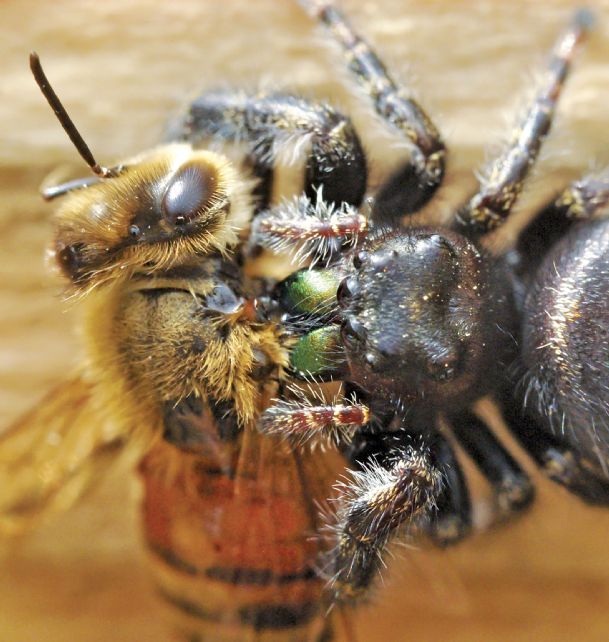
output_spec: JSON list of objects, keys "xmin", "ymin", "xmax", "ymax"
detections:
[{"xmin": 246, "ymin": 1, "xmax": 609, "ymax": 601}]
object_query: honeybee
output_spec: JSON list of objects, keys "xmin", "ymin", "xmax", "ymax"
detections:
[{"xmin": 1, "ymin": 49, "xmax": 355, "ymax": 642}]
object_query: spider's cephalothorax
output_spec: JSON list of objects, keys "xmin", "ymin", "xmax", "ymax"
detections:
[
  {"xmin": 254, "ymin": 1, "xmax": 609, "ymax": 603},
  {"xmin": 325, "ymin": 228, "xmax": 510, "ymax": 410}
]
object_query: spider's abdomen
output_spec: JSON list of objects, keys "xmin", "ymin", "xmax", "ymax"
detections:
[{"xmin": 523, "ymin": 219, "xmax": 609, "ymax": 466}]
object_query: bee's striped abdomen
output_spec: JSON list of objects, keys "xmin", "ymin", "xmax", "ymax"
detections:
[{"xmin": 139, "ymin": 425, "xmax": 344, "ymax": 642}]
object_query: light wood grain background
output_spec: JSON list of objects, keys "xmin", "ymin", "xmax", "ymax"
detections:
[{"xmin": 2, "ymin": 1, "xmax": 609, "ymax": 641}]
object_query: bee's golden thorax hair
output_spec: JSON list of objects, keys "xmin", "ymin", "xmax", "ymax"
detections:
[
  {"xmin": 49, "ymin": 143, "xmax": 253, "ymax": 291},
  {"xmin": 77, "ymin": 264, "xmax": 290, "ymax": 449}
]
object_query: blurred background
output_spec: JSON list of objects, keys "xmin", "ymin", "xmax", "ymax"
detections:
[{"xmin": 1, "ymin": 1, "xmax": 609, "ymax": 640}]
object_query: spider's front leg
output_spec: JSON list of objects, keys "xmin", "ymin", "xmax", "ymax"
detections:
[
  {"xmin": 299, "ymin": 0, "xmax": 446, "ymax": 221},
  {"xmin": 258, "ymin": 352, "xmax": 442, "ymax": 604},
  {"xmin": 263, "ymin": 400, "xmax": 443, "ymax": 603},
  {"xmin": 172, "ymin": 90, "xmax": 368, "ymax": 212},
  {"xmin": 327, "ymin": 425, "xmax": 442, "ymax": 603}
]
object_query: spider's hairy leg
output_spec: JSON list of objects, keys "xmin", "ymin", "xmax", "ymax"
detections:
[
  {"xmin": 554, "ymin": 167, "xmax": 609, "ymax": 221},
  {"xmin": 449, "ymin": 410, "xmax": 534, "ymax": 522},
  {"xmin": 323, "ymin": 428, "xmax": 442, "ymax": 603},
  {"xmin": 298, "ymin": 0, "xmax": 445, "ymax": 220},
  {"xmin": 500, "ymin": 394, "xmax": 609, "ymax": 506},
  {"xmin": 250, "ymin": 193, "xmax": 370, "ymax": 265},
  {"xmin": 456, "ymin": 9, "xmax": 594, "ymax": 237},
  {"xmin": 425, "ymin": 434, "xmax": 472, "ymax": 547},
  {"xmin": 175, "ymin": 90, "xmax": 367, "ymax": 211}
]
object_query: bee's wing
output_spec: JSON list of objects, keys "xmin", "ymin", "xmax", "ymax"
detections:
[
  {"xmin": 141, "ymin": 403, "xmax": 348, "ymax": 640},
  {"xmin": 228, "ymin": 425, "xmax": 352, "ymax": 637},
  {"xmin": 0, "ymin": 371, "xmax": 128, "ymax": 534}
]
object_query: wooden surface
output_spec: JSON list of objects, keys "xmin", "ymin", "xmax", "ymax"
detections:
[{"xmin": 2, "ymin": 1, "xmax": 609, "ymax": 640}]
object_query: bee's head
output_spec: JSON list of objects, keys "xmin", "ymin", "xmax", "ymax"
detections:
[
  {"xmin": 30, "ymin": 53, "xmax": 250, "ymax": 291},
  {"xmin": 50, "ymin": 145, "xmax": 249, "ymax": 288}
]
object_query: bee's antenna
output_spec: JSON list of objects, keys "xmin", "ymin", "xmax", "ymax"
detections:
[{"xmin": 30, "ymin": 52, "xmax": 119, "ymax": 180}]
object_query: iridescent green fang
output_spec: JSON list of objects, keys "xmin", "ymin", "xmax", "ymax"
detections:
[
  {"xmin": 278, "ymin": 269, "xmax": 339, "ymax": 317},
  {"xmin": 290, "ymin": 326, "xmax": 346, "ymax": 378}
]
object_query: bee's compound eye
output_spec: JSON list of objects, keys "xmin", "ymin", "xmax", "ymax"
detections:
[
  {"xmin": 162, "ymin": 162, "xmax": 218, "ymax": 226},
  {"xmin": 56, "ymin": 242, "xmax": 85, "ymax": 276}
]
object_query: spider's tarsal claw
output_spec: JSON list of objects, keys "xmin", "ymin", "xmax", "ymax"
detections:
[
  {"xmin": 573, "ymin": 7, "xmax": 595, "ymax": 31},
  {"xmin": 554, "ymin": 169, "xmax": 609, "ymax": 220}
]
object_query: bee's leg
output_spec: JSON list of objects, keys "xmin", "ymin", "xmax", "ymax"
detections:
[
  {"xmin": 249, "ymin": 196, "xmax": 370, "ymax": 265},
  {"xmin": 455, "ymin": 9, "xmax": 593, "ymax": 238},
  {"xmin": 514, "ymin": 169, "xmax": 609, "ymax": 278},
  {"xmin": 325, "ymin": 427, "xmax": 442, "ymax": 603},
  {"xmin": 175, "ymin": 91, "xmax": 367, "ymax": 210},
  {"xmin": 299, "ymin": 0, "xmax": 445, "ymax": 222},
  {"xmin": 425, "ymin": 434, "xmax": 472, "ymax": 547},
  {"xmin": 448, "ymin": 410, "xmax": 535, "ymax": 523},
  {"xmin": 500, "ymin": 394, "xmax": 609, "ymax": 506}
]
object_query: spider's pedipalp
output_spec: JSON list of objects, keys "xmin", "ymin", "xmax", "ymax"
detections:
[
  {"xmin": 259, "ymin": 391, "xmax": 370, "ymax": 447},
  {"xmin": 457, "ymin": 9, "xmax": 594, "ymax": 237},
  {"xmin": 250, "ymin": 192, "xmax": 369, "ymax": 265}
]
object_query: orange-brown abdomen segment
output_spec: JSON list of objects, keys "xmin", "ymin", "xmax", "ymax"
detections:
[{"xmin": 139, "ymin": 424, "xmax": 345, "ymax": 642}]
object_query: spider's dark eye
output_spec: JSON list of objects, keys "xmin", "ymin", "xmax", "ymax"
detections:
[
  {"xmin": 162, "ymin": 162, "xmax": 218, "ymax": 226},
  {"xmin": 353, "ymin": 250, "xmax": 368, "ymax": 269},
  {"xmin": 337, "ymin": 276, "xmax": 359, "ymax": 306},
  {"xmin": 341, "ymin": 316, "xmax": 367, "ymax": 345}
]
